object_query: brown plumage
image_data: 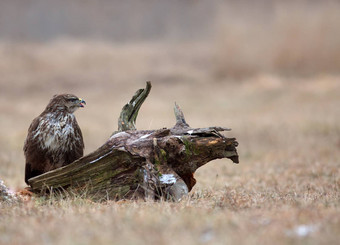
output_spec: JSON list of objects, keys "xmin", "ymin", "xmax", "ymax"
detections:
[{"xmin": 24, "ymin": 94, "xmax": 86, "ymax": 185}]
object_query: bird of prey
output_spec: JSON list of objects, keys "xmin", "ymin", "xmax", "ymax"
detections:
[{"xmin": 24, "ymin": 94, "xmax": 86, "ymax": 185}]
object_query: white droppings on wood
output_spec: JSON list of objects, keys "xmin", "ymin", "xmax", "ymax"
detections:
[
  {"xmin": 159, "ymin": 174, "xmax": 177, "ymax": 184},
  {"xmin": 187, "ymin": 130, "xmax": 194, "ymax": 135},
  {"xmin": 108, "ymin": 131, "xmax": 129, "ymax": 141},
  {"xmin": 143, "ymin": 169, "xmax": 148, "ymax": 183},
  {"xmin": 130, "ymin": 133, "xmax": 153, "ymax": 144},
  {"xmin": 89, "ymin": 151, "xmax": 112, "ymax": 164},
  {"xmin": 140, "ymin": 133, "xmax": 152, "ymax": 139}
]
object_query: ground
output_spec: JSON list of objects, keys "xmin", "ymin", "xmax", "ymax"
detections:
[{"xmin": 0, "ymin": 41, "xmax": 339, "ymax": 245}]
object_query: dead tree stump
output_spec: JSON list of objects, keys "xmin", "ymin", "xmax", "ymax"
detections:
[{"xmin": 28, "ymin": 82, "xmax": 239, "ymax": 201}]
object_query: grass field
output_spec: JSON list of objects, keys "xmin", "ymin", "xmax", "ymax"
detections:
[{"xmin": 0, "ymin": 40, "xmax": 339, "ymax": 244}]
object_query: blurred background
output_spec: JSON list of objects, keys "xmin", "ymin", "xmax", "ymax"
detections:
[{"xmin": 0, "ymin": 0, "xmax": 339, "ymax": 189}]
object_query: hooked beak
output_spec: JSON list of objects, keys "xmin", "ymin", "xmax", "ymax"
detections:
[{"xmin": 79, "ymin": 98, "xmax": 86, "ymax": 108}]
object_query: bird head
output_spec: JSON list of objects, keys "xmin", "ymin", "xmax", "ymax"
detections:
[{"xmin": 47, "ymin": 94, "xmax": 86, "ymax": 113}]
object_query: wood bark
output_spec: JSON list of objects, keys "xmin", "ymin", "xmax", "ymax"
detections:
[{"xmin": 28, "ymin": 82, "xmax": 239, "ymax": 201}]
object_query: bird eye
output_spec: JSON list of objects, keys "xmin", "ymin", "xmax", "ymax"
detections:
[{"xmin": 68, "ymin": 98, "xmax": 78, "ymax": 102}]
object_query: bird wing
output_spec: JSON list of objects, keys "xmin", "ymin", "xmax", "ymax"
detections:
[
  {"xmin": 24, "ymin": 116, "xmax": 48, "ymax": 184},
  {"xmin": 67, "ymin": 117, "xmax": 84, "ymax": 162}
]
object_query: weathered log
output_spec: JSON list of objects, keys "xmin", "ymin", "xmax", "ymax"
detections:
[{"xmin": 28, "ymin": 82, "xmax": 239, "ymax": 201}]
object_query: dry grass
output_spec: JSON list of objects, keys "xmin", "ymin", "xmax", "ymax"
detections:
[{"xmin": 0, "ymin": 38, "xmax": 339, "ymax": 244}]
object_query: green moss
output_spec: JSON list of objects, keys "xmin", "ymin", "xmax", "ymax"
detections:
[
  {"xmin": 103, "ymin": 169, "xmax": 123, "ymax": 179},
  {"xmin": 182, "ymin": 137, "xmax": 199, "ymax": 157},
  {"xmin": 160, "ymin": 149, "xmax": 167, "ymax": 159},
  {"xmin": 159, "ymin": 149, "xmax": 168, "ymax": 165},
  {"xmin": 154, "ymin": 158, "xmax": 160, "ymax": 166},
  {"xmin": 133, "ymin": 169, "xmax": 144, "ymax": 183},
  {"xmin": 154, "ymin": 148, "xmax": 168, "ymax": 166},
  {"xmin": 114, "ymin": 186, "xmax": 130, "ymax": 197}
]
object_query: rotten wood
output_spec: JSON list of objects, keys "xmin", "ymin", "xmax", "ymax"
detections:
[{"xmin": 28, "ymin": 82, "xmax": 239, "ymax": 201}]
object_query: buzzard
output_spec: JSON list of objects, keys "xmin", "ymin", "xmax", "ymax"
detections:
[{"xmin": 24, "ymin": 94, "xmax": 86, "ymax": 184}]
